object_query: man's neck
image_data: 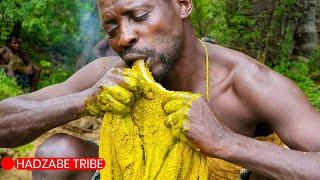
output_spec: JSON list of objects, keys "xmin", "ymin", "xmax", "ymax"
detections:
[{"xmin": 164, "ymin": 26, "xmax": 205, "ymax": 92}]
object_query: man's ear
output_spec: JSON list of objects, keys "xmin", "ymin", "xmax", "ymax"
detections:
[{"xmin": 174, "ymin": 0, "xmax": 193, "ymax": 19}]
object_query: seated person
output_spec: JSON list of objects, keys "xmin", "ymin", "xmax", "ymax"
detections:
[{"xmin": 6, "ymin": 36, "xmax": 41, "ymax": 92}]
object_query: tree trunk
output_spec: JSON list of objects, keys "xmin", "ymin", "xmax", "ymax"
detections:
[
  {"xmin": 317, "ymin": 1, "xmax": 320, "ymax": 40},
  {"xmin": 293, "ymin": 0, "xmax": 319, "ymax": 60}
]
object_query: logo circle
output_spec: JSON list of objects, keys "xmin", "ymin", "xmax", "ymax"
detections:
[{"xmin": 1, "ymin": 157, "xmax": 14, "ymax": 170}]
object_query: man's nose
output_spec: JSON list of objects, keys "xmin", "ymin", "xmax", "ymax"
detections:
[{"xmin": 117, "ymin": 24, "xmax": 138, "ymax": 50}]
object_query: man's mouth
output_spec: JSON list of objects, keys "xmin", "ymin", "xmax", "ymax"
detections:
[{"xmin": 123, "ymin": 53, "xmax": 151, "ymax": 67}]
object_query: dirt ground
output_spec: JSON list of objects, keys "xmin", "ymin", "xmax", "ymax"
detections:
[{"xmin": 0, "ymin": 116, "xmax": 102, "ymax": 180}]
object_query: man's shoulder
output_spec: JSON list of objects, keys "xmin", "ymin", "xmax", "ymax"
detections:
[
  {"xmin": 228, "ymin": 50, "xmax": 295, "ymax": 107},
  {"xmin": 208, "ymin": 44, "xmax": 251, "ymax": 66},
  {"xmin": 209, "ymin": 44, "xmax": 273, "ymax": 81},
  {"xmin": 210, "ymin": 44, "xmax": 292, "ymax": 99},
  {"xmin": 208, "ymin": 44, "xmax": 271, "ymax": 85}
]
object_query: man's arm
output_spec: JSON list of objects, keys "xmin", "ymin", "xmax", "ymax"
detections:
[
  {"xmin": 0, "ymin": 90, "xmax": 89, "ymax": 148},
  {"xmin": 225, "ymin": 62, "xmax": 320, "ymax": 179},
  {"xmin": 0, "ymin": 57, "xmax": 122, "ymax": 148}
]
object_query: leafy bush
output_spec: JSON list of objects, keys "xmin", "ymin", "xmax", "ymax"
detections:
[
  {"xmin": 38, "ymin": 60, "xmax": 73, "ymax": 89},
  {"xmin": 0, "ymin": 69, "xmax": 22, "ymax": 101},
  {"xmin": 0, "ymin": 0, "xmax": 82, "ymax": 46},
  {"xmin": 12, "ymin": 143, "xmax": 34, "ymax": 157}
]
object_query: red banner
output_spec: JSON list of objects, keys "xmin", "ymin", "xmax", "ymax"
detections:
[{"xmin": 1, "ymin": 157, "xmax": 105, "ymax": 171}]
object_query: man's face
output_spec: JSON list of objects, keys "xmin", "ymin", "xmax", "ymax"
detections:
[
  {"xmin": 98, "ymin": 0, "xmax": 184, "ymax": 82},
  {"xmin": 9, "ymin": 37, "xmax": 21, "ymax": 52}
]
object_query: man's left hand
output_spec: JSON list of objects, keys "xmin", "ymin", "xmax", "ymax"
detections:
[
  {"xmin": 187, "ymin": 97, "xmax": 234, "ymax": 156},
  {"xmin": 163, "ymin": 95, "xmax": 233, "ymax": 157}
]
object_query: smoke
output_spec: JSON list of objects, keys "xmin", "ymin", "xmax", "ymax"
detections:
[
  {"xmin": 76, "ymin": 0, "xmax": 103, "ymax": 68},
  {"xmin": 49, "ymin": 0, "xmax": 102, "ymax": 66},
  {"xmin": 78, "ymin": 0, "xmax": 101, "ymax": 44}
]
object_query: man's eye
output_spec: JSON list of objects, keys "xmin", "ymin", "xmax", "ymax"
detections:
[
  {"xmin": 130, "ymin": 12, "xmax": 149, "ymax": 22},
  {"xmin": 107, "ymin": 27, "xmax": 118, "ymax": 38}
]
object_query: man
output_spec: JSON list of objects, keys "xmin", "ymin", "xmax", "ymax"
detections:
[
  {"xmin": 0, "ymin": 47, "xmax": 33, "ymax": 78},
  {"xmin": 0, "ymin": 0, "xmax": 320, "ymax": 179},
  {"xmin": 6, "ymin": 36, "xmax": 41, "ymax": 92}
]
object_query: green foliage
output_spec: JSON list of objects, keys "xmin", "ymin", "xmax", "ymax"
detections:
[
  {"xmin": 12, "ymin": 143, "xmax": 34, "ymax": 157},
  {"xmin": 38, "ymin": 60, "xmax": 73, "ymax": 89},
  {"xmin": 0, "ymin": 0, "xmax": 97, "ymax": 93},
  {"xmin": 0, "ymin": 0, "xmax": 82, "ymax": 46},
  {"xmin": 0, "ymin": 69, "xmax": 21, "ymax": 101},
  {"xmin": 278, "ymin": 27, "xmax": 295, "ymax": 61},
  {"xmin": 0, "ymin": 143, "xmax": 33, "ymax": 159},
  {"xmin": 40, "ymin": 59, "xmax": 53, "ymax": 69},
  {"xmin": 191, "ymin": 0, "xmax": 299, "ymax": 63},
  {"xmin": 308, "ymin": 50, "xmax": 320, "ymax": 74},
  {"xmin": 191, "ymin": 0, "xmax": 232, "ymax": 44}
]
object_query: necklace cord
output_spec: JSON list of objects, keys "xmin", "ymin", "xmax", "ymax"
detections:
[{"xmin": 197, "ymin": 39, "xmax": 210, "ymax": 102}]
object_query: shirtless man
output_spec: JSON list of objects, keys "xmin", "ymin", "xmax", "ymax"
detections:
[
  {"xmin": 1, "ymin": 0, "xmax": 320, "ymax": 179},
  {"xmin": 0, "ymin": 47, "xmax": 33, "ymax": 78},
  {"xmin": 6, "ymin": 36, "xmax": 41, "ymax": 92}
]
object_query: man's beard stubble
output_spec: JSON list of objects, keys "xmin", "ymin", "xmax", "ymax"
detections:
[{"xmin": 121, "ymin": 35, "xmax": 183, "ymax": 82}]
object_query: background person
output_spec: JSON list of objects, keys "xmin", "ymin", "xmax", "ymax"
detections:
[{"xmin": 6, "ymin": 36, "xmax": 41, "ymax": 92}]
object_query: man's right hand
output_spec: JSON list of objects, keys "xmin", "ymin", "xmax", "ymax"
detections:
[{"xmin": 85, "ymin": 67, "xmax": 143, "ymax": 117}]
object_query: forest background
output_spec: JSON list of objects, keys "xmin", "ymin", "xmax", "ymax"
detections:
[{"xmin": 0, "ymin": 0, "xmax": 319, "ymax": 162}]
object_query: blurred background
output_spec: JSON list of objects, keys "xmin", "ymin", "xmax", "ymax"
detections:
[{"xmin": 0, "ymin": 0, "xmax": 319, "ymax": 179}]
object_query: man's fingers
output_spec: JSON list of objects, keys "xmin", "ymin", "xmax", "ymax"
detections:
[
  {"xmin": 98, "ymin": 92, "xmax": 131, "ymax": 114},
  {"xmin": 164, "ymin": 106, "xmax": 193, "ymax": 145},
  {"xmin": 102, "ymin": 68, "xmax": 143, "ymax": 98},
  {"xmin": 162, "ymin": 92, "xmax": 194, "ymax": 107},
  {"xmin": 84, "ymin": 86, "xmax": 132, "ymax": 116},
  {"xmin": 163, "ymin": 99, "xmax": 187, "ymax": 114},
  {"xmin": 122, "ymin": 68, "xmax": 138, "ymax": 78},
  {"xmin": 103, "ymin": 86, "xmax": 134, "ymax": 106},
  {"xmin": 164, "ymin": 106, "xmax": 188, "ymax": 128},
  {"xmin": 121, "ymin": 76, "xmax": 143, "ymax": 98}
]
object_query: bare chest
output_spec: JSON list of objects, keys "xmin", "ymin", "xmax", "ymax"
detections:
[{"xmin": 208, "ymin": 86, "xmax": 258, "ymax": 137}]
